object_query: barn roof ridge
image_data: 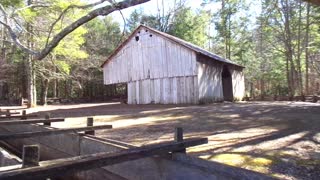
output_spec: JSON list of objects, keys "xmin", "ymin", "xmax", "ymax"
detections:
[{"xmin": 101, "ymin": 25, "xmax": 243, "ymax": 68}]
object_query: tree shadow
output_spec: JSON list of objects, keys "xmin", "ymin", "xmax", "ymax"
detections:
[{"xmin": 27, "ymin": 101, "xmax": 320, "ymax": 179}]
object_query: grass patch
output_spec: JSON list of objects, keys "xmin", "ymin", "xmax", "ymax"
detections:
[{"xmin": 202, "ymin": 153, "xmax": 273, "ymax": 173}]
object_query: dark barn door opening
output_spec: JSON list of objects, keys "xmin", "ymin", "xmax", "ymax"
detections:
[{"xmin": 222, "ymin": 66, "xmax": 233, "ymax": 101}]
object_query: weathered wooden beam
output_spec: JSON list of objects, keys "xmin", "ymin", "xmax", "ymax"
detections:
[
  {"xmin": 0, "ymin": 114, "xmax": 38, "ymax": 120},
  {"xmin": 0, "ymin": 112, "xmax": 20, "ymax": 115},
  {"xmin": 0, "ymin": 118, "xmax": 64, "ymax": 125},
  {"xmin": 0, "ymin": 138, "xmax": 208, "ymax": 180},
  {"xmin": 0, "ymin": 125, "xmax": 112, "ymax": 140},
  {"xmin": 0, "ymin": 108, "xmax": 27, "ymax": 112}
]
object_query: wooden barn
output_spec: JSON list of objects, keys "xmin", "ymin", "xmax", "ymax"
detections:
[{"xmin": 101, "ymin": 25, "xmax": 245, "ymax": 104}]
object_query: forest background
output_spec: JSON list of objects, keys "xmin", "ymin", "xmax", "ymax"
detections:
[{"xmin": 0, "ymin": 0, "xmax": 319, "ymax": 106}]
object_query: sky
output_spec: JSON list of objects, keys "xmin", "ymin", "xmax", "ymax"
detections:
[
  {"xmin": 88, "ymin": 0, "xmax": 261, "ymax": 33},
  {"xmin": 91, "ymin": 0, "xmax": 220, "ymax": 27}
]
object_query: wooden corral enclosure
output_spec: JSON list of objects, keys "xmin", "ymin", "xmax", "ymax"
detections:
[
  {"xmin": 0, "ymin": 109, "xmax": 275, "ymax": 180},
  {"xmin": 101, "ymin": 25, "xmax": 245, "ymax": 104}
]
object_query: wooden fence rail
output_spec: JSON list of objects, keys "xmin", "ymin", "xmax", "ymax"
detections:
[
  {"xmin": 0, "ymin": 138, "xmax": 208, "ymax": 180},
  {"xmin": 0, "ymin": 114, "xmax": 38, "ymax": 120},
  {"xmin": 0, "ymin": 125, "xmax": 112, "ymax": 140},
  {"xmin": 0, "ymin": 118, "xmax": 65, "ymax": 125}
]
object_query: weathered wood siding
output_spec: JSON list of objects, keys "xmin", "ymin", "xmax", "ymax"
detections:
[
  {"xmin": 103, "ymin": 27, "xmax": 198, "ymax": 104},
  {"xmin": 197, "ymin": 56, "xmax": 224, "ymax": 103},
  {"xmin": 103, "ymin": 26, "xmax": 244, "ymax": 104},
  {"xmin": 127, "ymin": 76, "xmax": 198, "ymax": 104},
  {"xmin": 230, "ymin": 66, "xmax": 245, "ymax": 101}
]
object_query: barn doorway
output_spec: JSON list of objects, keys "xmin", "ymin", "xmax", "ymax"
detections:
[
  {"xmin": 222, "ymin": 65, "xmax": 233, "ymax": 101},
  {"xmin": 104, "ymin": 83, "xmax": 127, "ymax": 103}
]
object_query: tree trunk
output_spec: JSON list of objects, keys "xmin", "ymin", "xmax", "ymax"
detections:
[
  {"xmin": 26, "ymin": 55, "xmax": 36, "ymax": 107},
  {"xmin": 305, "ymin": 3, "xmax": 310, "ymax": 95},
  {"xmin": 53, "ymin": 79, "xmax": 57, "ymax": 98},
  {"xmin": 296, "ymin": 0, "xmax": 303, "ymax": 96},
  {"xmin": 283, "ymin": 0, "xmax": 296, "ymax": 98},
  {"xmin": 40, "ymin": 79, "xmax": 49, "ymax": 105},
  {"xmin": 64, "ymin": 80, "xmax": 68, "ymax": 98},
  {"xmin": 260, "ymin": 76, "xmax": 265, "ymax": 99},
  {"xmin": 52, "ymin": 66, "xmax": 57, "ymax": 98},
  {"xmin": 26, "ymin": 0, "xmax": 36, "ymax": 108}
]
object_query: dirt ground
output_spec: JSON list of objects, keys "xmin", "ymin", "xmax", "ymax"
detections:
[{"xmin": 5, "ymin": 101, "xmax": 320, "ymax": 180}]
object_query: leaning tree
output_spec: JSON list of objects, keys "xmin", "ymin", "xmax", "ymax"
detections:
[{"xmin": 0, "ymin": 0, "xmax": 150, "ymax": 107}]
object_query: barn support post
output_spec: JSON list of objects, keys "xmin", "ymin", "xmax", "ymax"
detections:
[{"xmin": 22, "ymin": 145, "xmax": 40, "ymax": 168}]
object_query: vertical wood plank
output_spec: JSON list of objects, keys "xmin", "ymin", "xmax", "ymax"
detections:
[
  {"xmin": 127, "ymin": 82, "xmax": 132, "ymax": 104},
  {"xmin": 160, "ymin": 78, "xmax": 164, "ymax": 104},
  {"xmin": 154, "ymin": 79, "xmax": 161, "ymax": 103},
  {"xmin": 194, "ymin": 75, "xmax": 199, "ymax": 104},
  {"xmin": 150, "ymin": 79, "xmax": 155, "ymax": 104},
  {"xmin": 135, "ymin": 81, "xmax": 140, "ymax": 104},
  {"xmin": 139, "ymin": 80, "xmax": 143, "ymax": 104},
  {"xmin": 177, "ymin": 77, "xmax": 181, "ymax": 104},
  {"xmin": 172, "ymin": 77, "xmax": 177, "ymax": 104}
]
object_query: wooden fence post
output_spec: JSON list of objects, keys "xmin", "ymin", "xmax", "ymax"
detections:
[
  {"xmin": 174, "ymin": 127, "xmax": 186, "ymax": 153},
  {"xmin": 313, "ymin": 95, "xmax": 318, "ymax": 103},
  {"xmin": 6, "ymin": 110, "xmax": 10, "ymax": 118},
  {"xmin": 43, "ymin": 113, "xmax": 51, "ymax": 126},
  {"xmin": 22, "ymin": 145, "xmax": 40, "ymax": 168},
  {"xmin": 21, "ymin": 110, "xmax": 27, "ymax": 120},
  {"xmin": 85, "ymin": 117, "xmax": 95, "ymax": 135}
]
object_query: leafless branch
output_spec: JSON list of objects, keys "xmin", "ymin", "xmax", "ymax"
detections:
[
  {"xmin": 117, "ymin": 9, "xmax": 126, "ymax": 45},
  {"xmin": 0, "ymin": 20, "xmax": 38, "ymax": 54}
]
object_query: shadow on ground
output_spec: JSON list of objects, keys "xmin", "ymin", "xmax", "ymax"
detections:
[{"xmin": 28, "ymin": 101, "xmax": 320, "ymax": 180}]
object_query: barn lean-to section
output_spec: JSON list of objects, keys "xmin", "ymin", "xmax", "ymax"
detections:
[
  {"xmin": 102, "ymin": 25, "xmax": 245, "ymax": 104},
  {"xmin": 197, "ymin": 54, "xmax": 224, "ymax": 103}
]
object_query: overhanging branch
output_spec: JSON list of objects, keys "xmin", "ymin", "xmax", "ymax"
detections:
[
  {"xmin": 45, "ymin": 0, "xmax": 111, "ymax": 47},
  {"xmin": 0, "ymin": 0, "xmax": 150, "ymax": 60},
  {"xmin": 0, "ymin": 20, "xmax": 38, "ymax": 55}
]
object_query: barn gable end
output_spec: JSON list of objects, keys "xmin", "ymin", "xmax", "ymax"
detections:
[
  {"xmin": 103, "ymin": 26, "xmax": 198, "ymax": 104},
  {"xmin": 102, "ymin": 25, "xmax": 245, "ymax": 104}
]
